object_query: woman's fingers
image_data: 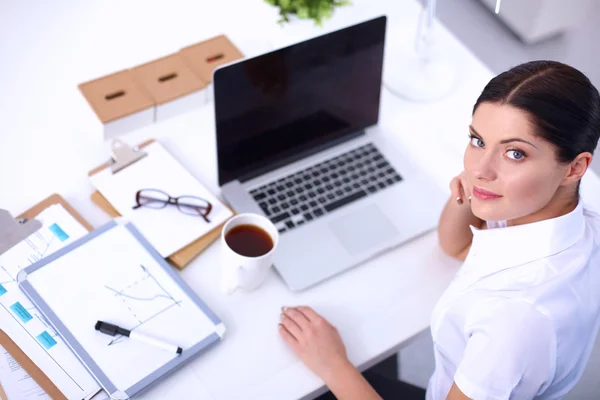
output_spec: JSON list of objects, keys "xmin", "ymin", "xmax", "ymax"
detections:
[
  {"xmin": 278, "ymin": 306, "xmax": 349, "ymax": 381},
  {"xmin": 284, "ymin": 307, "xmax": 311, "ymax": 330},
  {"xmin": 295, "ymin": 306, "xmax": 320, "ymax": 320},
  {"xmin": 459, "ymin": 174, "xmax": 472, "ymax": 204},
  {"xmin": 451, "ymin": 177, "xmax": 465, "ymax": 205},
  {"xmin": 451, "ymin": 173, "xmax": 473, "ymax": 205},
  {"xmin": 281, "ymin": 312, "xmax": 303, "ymax": 338},
  {"xmin": 279, "ymin": 323, "xmax": 298, "ymax": 346}
]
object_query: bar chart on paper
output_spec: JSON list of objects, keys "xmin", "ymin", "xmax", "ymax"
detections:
[
  {"xmin": 0, "ymin": 206, "xmax": 85, "ymax": 349},
  {"xmin": 1, "ymin": 218, "xmax": 73, "ymax": 288},
  {"xmin": 0, "ymin": 204, "xmax": 100, "ymax": 399}
]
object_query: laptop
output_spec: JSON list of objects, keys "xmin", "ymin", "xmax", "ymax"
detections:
[{"xmin": 213, "ymin": 16, "xmax": 446, "ymax": 291}]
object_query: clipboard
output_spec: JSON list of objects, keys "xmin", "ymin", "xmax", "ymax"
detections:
[
  {"xmin": 17, "ymin": 219, "xmax": 224, "ymax": 400},
  {"xmin": 0, "ymin": 194, "xmax": 93, "ymax": 400},
  {"xmin": 88, "ymin": 139, "xmax": 231, "ymax": 270}
]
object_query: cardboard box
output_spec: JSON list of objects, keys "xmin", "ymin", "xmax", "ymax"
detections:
[
  {"xmin": 132, "ymin": 53, "xmax": 208, "ymax": 121},
  {"xmin": 180, "ymin": 35, "xmax": 244, "ymax": 102},
  {"xmin": 78, "ymin": 34, "xmax": 243, "ymax": 135},
  {"xmin": 78, "ymin": 70, "xmax": 155, "ymax": 139}
]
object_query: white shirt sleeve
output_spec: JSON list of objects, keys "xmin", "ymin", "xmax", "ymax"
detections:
[{"xmin": 454, "ymin": 300, "xmax": 557, "ymax": 400}]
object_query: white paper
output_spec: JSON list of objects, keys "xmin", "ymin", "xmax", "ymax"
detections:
[
  {"xmin": 0, "ymin": 344, "xmax": 50, "ymax": 399},
  {"xmin": 89, "ymin": 141, "xmax": 233, "ymax": 257},
  {"xmin": 26, "ymin": 223, "xmax": 219, "ymax": 392},
  {"xmin": 0, "ymin": 204, "xmax": 100, "ymax": 399}
]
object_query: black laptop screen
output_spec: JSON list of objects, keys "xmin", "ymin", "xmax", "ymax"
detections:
[{"xmin": 214, "ymin": 16, "xmax": 386, "ymax": 186}]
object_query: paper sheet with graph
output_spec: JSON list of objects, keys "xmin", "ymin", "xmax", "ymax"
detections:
[
  {"xmin": 0, "ymin": 204, "xmax": 100, "ymax": 399},
  {"xmin": 23, "ymin": 222, "xmax": 220, "ymax": 392}
]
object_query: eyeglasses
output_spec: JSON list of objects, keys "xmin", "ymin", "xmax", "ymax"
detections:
[{"xmin": 132, "ymin": 189, "xmax": 212, "ymax": 223}]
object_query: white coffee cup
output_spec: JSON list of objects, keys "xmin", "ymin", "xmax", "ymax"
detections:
[{"xmin": 220, "ymin": 213, "xmax": 279, "ymax": 295}]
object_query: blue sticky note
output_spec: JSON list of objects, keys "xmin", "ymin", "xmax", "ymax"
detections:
[
  {"xmin": 10, "ymin": 302, "xmax": 33, "ymax": 323},
  {"xmin": 0, "ymin": 284, "xmax": 6, "ymax": 296},
  {"xmin": 37, "ymin": 331, "xmax": 57, "ymax": 350},
  {"xmin": 49, "ymin": 223, "xmax": 69, "ymax": 242}
]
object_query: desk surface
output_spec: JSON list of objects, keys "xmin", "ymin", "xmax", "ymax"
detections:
[{"xmin": 2, "ymin": 0, "xmax": 600, "ymax": 399}]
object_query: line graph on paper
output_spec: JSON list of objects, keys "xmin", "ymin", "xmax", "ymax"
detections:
[{"xmin": 104, "ymin": 264, "xmax": 182, "ymax": 346}]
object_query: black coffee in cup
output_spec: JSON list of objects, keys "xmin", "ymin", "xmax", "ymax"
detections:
[{"xmin": 225, "ymin": 224, "xmax": 274, "ymax": 257}]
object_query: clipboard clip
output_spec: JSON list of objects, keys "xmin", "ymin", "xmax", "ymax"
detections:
[
  {"xmin": 109, "ymin": 139, "xmax": 147, "ymax": 174},
  {"xmin": 0, "ymin": 209, "xmax": 42, "ymax": 256}
]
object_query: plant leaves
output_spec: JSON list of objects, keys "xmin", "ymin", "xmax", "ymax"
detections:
[{"xmin": 264, "ymin": 0, "xmax": 350, "ymax": 26}]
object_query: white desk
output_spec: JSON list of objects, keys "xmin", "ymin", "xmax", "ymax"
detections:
[{"xmin": 2, "ymin": 1, "xmax": 599, "ymax": 399}]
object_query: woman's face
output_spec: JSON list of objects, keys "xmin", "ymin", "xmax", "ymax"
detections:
[{"xmin": 464, "ymin": 102, "xmax": 570, "ymax": 222}]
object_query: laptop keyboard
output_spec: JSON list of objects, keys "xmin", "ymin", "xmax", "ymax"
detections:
[{"xmin": 249, "ymin": 144, "xmax": 403, "ymax": 234}]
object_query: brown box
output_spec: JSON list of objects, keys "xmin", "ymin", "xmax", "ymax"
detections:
[
  {"xmin": 179, "ymin": 34, "xmax": 244, "ymax": 84},
  {"xmin": 78, "ymin": 70, "xmax": 154, "ymax": 139},
  {"xmin": 132, "ymin": 53, "xmax": 208, "ymax": 121}
]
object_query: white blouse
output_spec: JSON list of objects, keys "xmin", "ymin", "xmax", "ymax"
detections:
[{"xmin": 426, "ymin": 201, "xmax": 600, "ymax": 400}]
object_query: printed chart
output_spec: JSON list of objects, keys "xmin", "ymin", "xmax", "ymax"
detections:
[
  {"xmin": 0, "ymin": 221, "xmax": 72, "ymax": 351},
  {"xmin": 0, "ymin": 204, "xmax": 98, "ymax": 399},
  {"xmin": 105, "ymin": 264, "xmax": 182, "ymax": 345}
]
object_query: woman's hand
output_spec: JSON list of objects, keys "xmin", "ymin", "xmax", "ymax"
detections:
[
  {"xmin": 450, "ymin": 171, "xmax": 472, "ymax": 206},
  {"xmin": 438, "ymin": 171, "xmax": 482, "ymax": 260},
  {"xmin": 279, "ymin": 306, "xmax": 383, "ymax": 400},
  {"xmin": 279, "ymin": 306, "xmax": 350, "ymax": 382}
]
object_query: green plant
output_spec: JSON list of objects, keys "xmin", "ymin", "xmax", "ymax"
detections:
[{"xmin": 265, "ymin": 0, "xmax": 351, "ymax": 26}]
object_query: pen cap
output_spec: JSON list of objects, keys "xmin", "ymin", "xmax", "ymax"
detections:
[{"xmin": 95, "ymin": 321, "xmax": 130, "ymax": 337}]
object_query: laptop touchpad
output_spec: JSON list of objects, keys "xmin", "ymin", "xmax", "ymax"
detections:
[{"xmin": 329, "ymin": 204, "xmax": 399, "ymax": 256}]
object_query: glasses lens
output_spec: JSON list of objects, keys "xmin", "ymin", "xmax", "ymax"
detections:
[
  {"xmin": 137, "ymin": 190, "xmax": 169, "ymax": 209},
  {"xmin": 177, "ymin": 196, "xmax": 211, "ymax": 216}
]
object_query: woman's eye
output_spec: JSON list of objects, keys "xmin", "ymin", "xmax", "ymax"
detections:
[
  {"xmin": 506, "ymin": 150, "xmax": 525, "ymax": 160},
  {"xmin": 470, "ymin": 136, "xmax": 484, "ymax": 148}
]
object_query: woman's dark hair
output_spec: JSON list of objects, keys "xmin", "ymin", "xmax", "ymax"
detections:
[{"xmin": 473, "ymin": 61, "xmax": 600, "ymax": 174}]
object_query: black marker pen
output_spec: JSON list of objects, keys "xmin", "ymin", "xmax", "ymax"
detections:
[{"xmin": 95, "ymin": 321, "xmax": 182, "ymax": 355}]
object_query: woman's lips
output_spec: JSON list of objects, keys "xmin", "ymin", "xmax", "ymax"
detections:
[{"xmin": 472, "ymin": 186, "xmax": 502, "ymax": 200}]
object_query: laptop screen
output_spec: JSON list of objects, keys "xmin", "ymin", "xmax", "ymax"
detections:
[{"xmin": 214, "ymin": 16, "xmax": 386, "ymax": 186}]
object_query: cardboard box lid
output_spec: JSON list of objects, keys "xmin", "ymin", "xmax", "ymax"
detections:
[
  {"xmin": 131, "ymin": 53, "xmax": 207, "ymax": 106},
  {"xmin": 179, "ymin": 35, "xmax": 244, "ymax": 83},
  {"xmin": 78, "ymin": 70, "xmax": 154, "ymax": 123}
]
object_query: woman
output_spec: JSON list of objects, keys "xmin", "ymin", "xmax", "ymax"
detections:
[{"xmin": 278, "ymin": 60, "xmax": 600, "ymax": 399}]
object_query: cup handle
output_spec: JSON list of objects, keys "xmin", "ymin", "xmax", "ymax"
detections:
[{"xmin": 221, "ymin": 265, "xmax": 243, "ymax": 295}]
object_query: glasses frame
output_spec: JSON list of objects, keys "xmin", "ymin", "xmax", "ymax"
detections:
[{"xmin": 132, "ymin": 189, "xmax": 212, "ymax": 223}]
